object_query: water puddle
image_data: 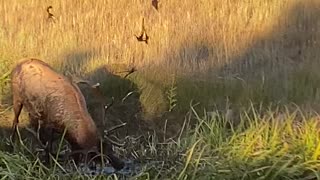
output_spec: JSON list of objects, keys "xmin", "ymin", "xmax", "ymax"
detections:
[
  {"xmin": 63, "ymin": 159, "xmax": 167, "ymax": 178},
  {"xmin": 77, "ymin": 159, "xmax": 144, "ymax": 176}
]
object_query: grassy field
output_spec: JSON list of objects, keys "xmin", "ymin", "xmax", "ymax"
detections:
[{"xmin": 0, "ymin": 0, "xmax": 320, "ymax": 179}]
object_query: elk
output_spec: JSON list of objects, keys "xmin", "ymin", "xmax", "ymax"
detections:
[{"xmin": 10, "ymin": 58, "xmax": 124, "ymax": 170}]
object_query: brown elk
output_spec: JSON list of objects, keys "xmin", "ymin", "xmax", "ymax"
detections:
[{"xmin": 10, "ymin": 58, "xmax": 124, "ymax": 170}]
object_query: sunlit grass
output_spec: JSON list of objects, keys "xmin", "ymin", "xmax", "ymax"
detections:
[
  {"xmin": 1, "ymin": 106, "xmax": 320, "ymax": 179},
  {"xmin": 0, "ymin": 0, "xmax": 319, "ymax": 116},
  {"xmin": 0, "ymin": 0, "xmax": 320, "ymax": 179}
]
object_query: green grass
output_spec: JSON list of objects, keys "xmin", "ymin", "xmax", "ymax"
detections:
[
  {"xmin": 1, "ymin": 106, "xmax": 320, "ymax": 179},
  {"xmin": 0, "ymin": 0, "xmax": 319, "ymax": 116},
  {"xmin": 1, "ymin": 0, "xmax": 320, "ymax": 179}
]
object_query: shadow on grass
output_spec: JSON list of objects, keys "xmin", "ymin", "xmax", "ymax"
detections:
[
  {"xmin": 56, "ymin": 50, "xmax": 154, "ymax": 137},
  {"xmin": 142, "ymin": 1, "xmax": 320, "ymax": 134},
  {"xmin": 1, "ymin": 1, "xmax": 320, "ymax": 140},
  {"xmin": 80, "ymin": 65, "xmax": 153, "ymax": 137}
]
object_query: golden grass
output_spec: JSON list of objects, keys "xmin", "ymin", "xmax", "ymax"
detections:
[
  {"xmin": 0, "ymin": 0, "xmax": 319, "ymax": 119},
  {"xmin": 1, "ymin": 1, "xmax": 320, "ymax": 177}
]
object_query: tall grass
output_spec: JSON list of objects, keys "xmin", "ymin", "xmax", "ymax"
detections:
[
  {"xmin": 0, "ymin": 0, "xmax": 319, "ymax": 117},
  {"xmin": 0, "ymin": 0, "xmax": 320, "ymax": 178},
  {"xmin": 1, "ymin": 106, "xmax": 320, "ymax": 179}
]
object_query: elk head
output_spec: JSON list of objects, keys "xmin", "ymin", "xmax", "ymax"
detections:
[{"xmin": 67, "ymin": 75, "xmax": 113, "ymax": 128}]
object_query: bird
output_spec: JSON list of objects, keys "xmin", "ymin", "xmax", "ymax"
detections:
[
  {"xmin": 47, "ymin": 6, "xmax": 56, "ymax": 23},
  {"xmin": 135, "ymin": 18, "xmax": 149, "ymax": 44},
  {"xmin": 123, "ymin": 67, "xmax": 137, "ymax": 78},
  {"xmin": 152, "ymin": 0, "xmax": 159, "ymax": 11},
  {"xmin": 117, "ymin": 67, "xmax": 137, "ymax": 78}
]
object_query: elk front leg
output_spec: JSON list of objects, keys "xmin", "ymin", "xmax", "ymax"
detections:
[
  {"xmin": 43, "ymin": 127, "xmax": 55, "ymax": 165},
  {"xmin": 31, "ymin": 118, "xmax": 55, "ymax": 164},
  {"xmin": 103, "ymin": 141, "xmax": 125, "ymax": 170}
]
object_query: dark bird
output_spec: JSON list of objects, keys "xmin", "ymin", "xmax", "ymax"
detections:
[
  {"xmin": 117, "ymin": 67, "xmax": 137, "ymax": 78},
  {"xmin": 152, "ymin": 0, "xmax": 159, "ymax": 11},
  {"xmin": 47, "ymin": 6, "xmax": 56, "ymax": 23},
  {"xmin": 135, "ymin": 18, "xmax": 149, "ymax": 44},
  {"xmin": 123, "ymin": 67, "xmax": 137, "ymax": 78}
]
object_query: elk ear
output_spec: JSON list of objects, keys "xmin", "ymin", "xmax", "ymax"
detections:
[{"xmin": 91, "ymin": 83, "xmax": 100, "ymax": 89}]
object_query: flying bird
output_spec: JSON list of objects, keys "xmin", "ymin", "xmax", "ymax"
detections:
[
  {"xmin": 123, "ymin": 67, "xmax": 137, "ymax": 78},
  {"xmin": 47, "ymin": 6, "xmax": 56, "ymax": 23},
  {"xmin": 152, "ymin": 0, "xmax": 159, "ymax": 11},
  {"xmin": 135, "ymin": 18, "xmax": 149, "ymax": 44},
  {"xmin": 117, "ymin": 67, "xmax": 137, "ymax": 78}
]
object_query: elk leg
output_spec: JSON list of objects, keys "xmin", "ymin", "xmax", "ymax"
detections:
[
  {"xmin": 107, "ymin": 154, "xmax": 125, "ymax": 170},
  {"xmin": 103, "ymin": 141, "xmax": 125, "ymax": 170},
  {"xmin": 44, "ymin": 128, "xmax": 54, "ymax": 164},
  {"xmin": 69, "ymin": 144, "xmax": 84, "ymax": 164},
  {"xmin": 10, "ymin": 101, "xmax": 23, "ymax": 143},
  {"xmin": 29, "ymin": 117, "xmax": 53, "ymax": 164},
  {"xmin": 37, "ymin": 125, "xmax": 55, "ymax": 164}
]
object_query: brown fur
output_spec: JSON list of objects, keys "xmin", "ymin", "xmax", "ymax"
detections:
[{"xmin": 10, "ymin": 58, "xmax": 124, "ymax": 170}]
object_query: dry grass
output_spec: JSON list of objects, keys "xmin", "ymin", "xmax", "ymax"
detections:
[
  {"xmin": 1, "ymin": 1, "xmax": 320, "ymax": 178},
  {"xmin": 0, "ymin": 0, "xmax": 319, "ymax": 123}
]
